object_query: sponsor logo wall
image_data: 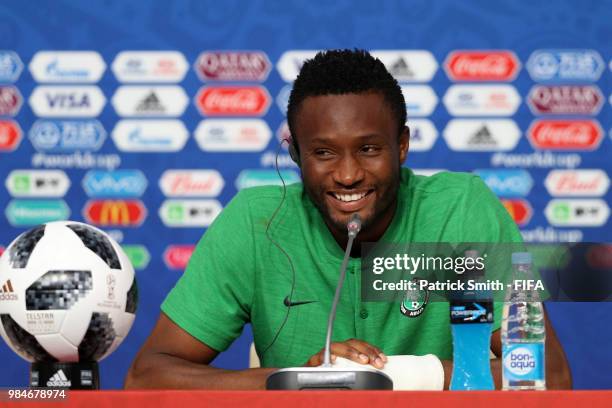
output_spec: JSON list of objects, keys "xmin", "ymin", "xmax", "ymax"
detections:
[{"xmin": 0, "ymin": 47, "xmax": 610, "ymax": 267}]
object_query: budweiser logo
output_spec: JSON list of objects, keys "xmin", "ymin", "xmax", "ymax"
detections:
[
  {"xmin": 159, "ymin": 170, "xmax": 224, "ymax": 197},
  {"xmin": 445, "ymin": 51, "xmax": 520, "ymax": 81},
  {"xmin": 196, "ymin": 86, "xmax": 270, "ymax": 116},
  {"xmin": 545, "ymin": 170, "xmax": 609, "ymax": 196},
  {"xmin": 529, "ymin": 120, "xmax": 602, "ymax": 150}
]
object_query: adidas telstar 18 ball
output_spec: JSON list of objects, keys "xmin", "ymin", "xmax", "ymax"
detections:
[{"xmin": 0, "ymin": 221, "xmax": 137, "ymax": 363}]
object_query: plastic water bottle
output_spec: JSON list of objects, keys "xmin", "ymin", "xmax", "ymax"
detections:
[
  {"xmin": 450, "ymin": 250, "xmax": 494, "ymax": 390},
  {"xmin": 502, "ymin": 252, "xmax": 546, "ymax": 390}
]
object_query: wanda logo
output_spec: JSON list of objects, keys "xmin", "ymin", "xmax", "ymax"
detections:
[
  {"xmin": 196, "ymin": 86, "xmax": 270, "ymax": 116},
  {"xmin": 445, "ymin": 51, "xmax": 520, "ymax": 81},
  {"xmin": 528, "ymin": 120, "xmax": 602, "ymax": 150}
]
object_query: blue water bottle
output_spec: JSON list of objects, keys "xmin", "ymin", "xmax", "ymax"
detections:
[{"xmin": 450, "ymin": 250, "xmax": 494, "ymax": 390}]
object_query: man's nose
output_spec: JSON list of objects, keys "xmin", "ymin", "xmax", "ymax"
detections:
[{"xmin": 332, "ymin": 153, "xmax": 365, "ymax": 187}]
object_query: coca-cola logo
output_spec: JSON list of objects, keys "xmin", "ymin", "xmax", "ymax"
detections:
[
  {"xmin": 163, "ymin": 245, "xmax": 195, "ymax": 270},
  {"xmin": 528, "ymin": 85, "xmax": 603, "ymax": 115},
  {"xmin": 545, "ymin": 170, "xmax": 609, "ymax": 197},
  {"xmin": 196, "ymin": 51, "xmax": 271, "ymax": 81},
  {"xmin": 0, "ymin": 120, "xmax": 22, "ymax": 151},
  {"xmin": 444, "ymin": 51, "xmax": 520, "ymax": 81},
  {"xmin": 528, "ymin": 120, "xmax": 602, "ymax": 150},
  {"xmin": 195, "ymin": 86, "xmax": 271, "ymax": 116}
]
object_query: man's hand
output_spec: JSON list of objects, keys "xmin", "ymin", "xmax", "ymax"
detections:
[{"xmin": 304, "ymin": 338, "xmax": 387, "ymax": 369}]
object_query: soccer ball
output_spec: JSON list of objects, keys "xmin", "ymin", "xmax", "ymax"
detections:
[{"xmin": 0, "ymin": 221, "xmax": 137, "ymax": 363}]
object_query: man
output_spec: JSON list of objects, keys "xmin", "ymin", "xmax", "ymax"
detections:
[{"xmin": 125, "ymin": 49, "xmax": 571, "ymax": 389}]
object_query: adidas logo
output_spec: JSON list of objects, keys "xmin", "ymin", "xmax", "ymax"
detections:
[
  {"xmin": 46, "ymin": 369, "xmax": 71, "ymax": 387},
  {"xmin": 0, "ymin": 279, "xmax": 17, "ymax": 301},
  {"xmin": 390, "ymin": 57, "xmax": 414, "ymax": 78},
  {"xmin": 468, "ymin": 125, "xmax": 497, "ymax": 146},
  {"xmin": 136, "ymin": 91, "xmax": 165, "ymax": 113}
]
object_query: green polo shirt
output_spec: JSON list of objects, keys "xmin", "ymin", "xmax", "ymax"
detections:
[{"xmin": 161, "ymin": 168, "xmax": 522, "ymax": 367}]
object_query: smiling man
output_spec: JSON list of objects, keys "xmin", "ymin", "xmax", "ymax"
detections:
[{"xmin": 125, "ymin": 49, "xmax": 571, "ymax": 390}]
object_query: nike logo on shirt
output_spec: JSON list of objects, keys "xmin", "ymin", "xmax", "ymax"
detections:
[{"xmin": 283, "ymin": 295, "xmax": 316, "ymax": 307}]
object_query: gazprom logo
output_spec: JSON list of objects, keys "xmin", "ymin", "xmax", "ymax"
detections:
[
  {"xmin": 29, "ymin": 120, "xmax": 106, "ymax": 152},
  {"xmin": 82, "ymin": 170, "xmax": 148, "ymax": 198},
  {"xmin": 474, "ymin": 169, "xmax": 533, "ymax": 197}
]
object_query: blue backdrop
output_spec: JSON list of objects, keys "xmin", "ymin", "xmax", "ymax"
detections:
[{"xmin": 0, "ymin": 0, "xmax": 610, "ymax": 389}]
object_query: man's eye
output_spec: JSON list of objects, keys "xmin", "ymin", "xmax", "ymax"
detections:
[
  {"xmin": 361, "ymin": 145, "xmax": 380, "ymax": 153},
  {"xmin": 314, "ymin": 149, "xmax": 333, "ymax": 156}
]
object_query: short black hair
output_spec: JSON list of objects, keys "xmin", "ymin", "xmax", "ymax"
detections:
[{"xmin": 286, "ymin": 49, "xmax": 406, "ymax": 150}]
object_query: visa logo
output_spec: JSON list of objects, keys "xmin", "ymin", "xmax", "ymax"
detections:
[
  {"xmin": 474, "ymin": 169, "xmax": 533, "ymax": 197},
  {"xmin": 46, "ymin": 93, "xmax": 90, "ymax": 108}
]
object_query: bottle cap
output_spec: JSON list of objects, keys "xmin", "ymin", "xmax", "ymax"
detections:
[{"xmin": 511, "ymin": 252, "xmax": 532, "ymax": 265}]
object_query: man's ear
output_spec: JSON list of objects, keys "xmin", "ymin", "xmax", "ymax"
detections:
[{"xmin": 399, "ymin": 125, "xmax": 409, "ymax": 164}]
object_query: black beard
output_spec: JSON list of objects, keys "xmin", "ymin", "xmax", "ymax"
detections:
[{"xmin": 302, "ymin": 172, "xmax": 401, "ymax": 240}]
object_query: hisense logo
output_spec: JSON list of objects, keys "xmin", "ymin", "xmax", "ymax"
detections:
[
  {"xmin": 46, "ymin": 369, "xmax": 71, "ymax": 387},
  {"xmin": 0, "ymin": 279, "xmax": 17, "ymax": 301}
]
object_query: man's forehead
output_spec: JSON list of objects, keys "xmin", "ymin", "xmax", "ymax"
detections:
[{"xmin": 296, "ymin": 92, "xmax": 391, "ymax": 123}]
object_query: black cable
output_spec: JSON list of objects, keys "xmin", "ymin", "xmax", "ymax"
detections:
[{"xmin": 259, "ymin": 139, "xmax": 297, "ymax": 359}]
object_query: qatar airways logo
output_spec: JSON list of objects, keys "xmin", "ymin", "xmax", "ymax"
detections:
[
  {"xmin": 195, "ymin": 51, "xmax": 271, "ymax": 81},
  {"xmin": 544, "ymin": 170, "xmax": 609, "ymax": 197},
  {"xmin": 527, "ymin": 85, "xmax": 603, "ymax": 115},
  {"xmin": 444, "ymin": 50, "xmax": 520, "ymax": 81}
]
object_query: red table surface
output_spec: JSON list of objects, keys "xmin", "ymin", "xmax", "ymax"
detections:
[{"xmin": 3, "ymin": 390, "xmax": 612, "ymax": 408}]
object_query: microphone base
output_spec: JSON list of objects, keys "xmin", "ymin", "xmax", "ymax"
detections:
[{"xmin": 266, "ymin": 366, "xmax": 393, "ymax": 390}]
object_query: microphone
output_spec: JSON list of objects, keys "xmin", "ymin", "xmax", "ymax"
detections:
[{"xmin": 266, "ymin": 213, "xmax": 393, "ymax": 390}]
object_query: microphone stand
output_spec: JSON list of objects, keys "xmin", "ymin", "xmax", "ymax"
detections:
[{"xmin": 266, "ymin": 214, "xmax": 393, "ymax": 390}]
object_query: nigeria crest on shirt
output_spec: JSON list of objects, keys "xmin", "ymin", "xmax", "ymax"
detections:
[{"xmin": 400, "ymin": 278, "xmax": 430, "ymax": 318}]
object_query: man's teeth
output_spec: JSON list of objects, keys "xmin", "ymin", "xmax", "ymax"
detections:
[{"xmin": 333, "ymin": 192, "xmax": 367, "ymax": 202}]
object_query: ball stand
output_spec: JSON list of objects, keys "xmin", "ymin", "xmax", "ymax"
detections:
[{"xmin": 30, "ymin": 361, "xmax": 99, "ymax": 389}]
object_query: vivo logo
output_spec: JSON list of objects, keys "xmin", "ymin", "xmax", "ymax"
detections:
[
  {"xmin": 82, "ymin": 170, "xmax": 148, "ymax": 197},
  {"xmin": 474, "ymin": 169, "xmax": 533, "ymax": 197}
]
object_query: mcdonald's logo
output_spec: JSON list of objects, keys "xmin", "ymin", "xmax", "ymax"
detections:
[
  {"xmin": 83, "ymin": 200, "xmax": 146, "ymax": 226},
  {"xmin": 501, "ymin": 199, "xmax": 532, "ymax": 226}
]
